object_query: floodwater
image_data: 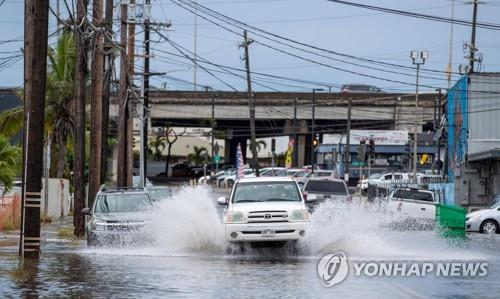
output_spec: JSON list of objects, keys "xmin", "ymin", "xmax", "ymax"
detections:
[{"xmin": 1, "ymin": 185, "xmax": 499, "ymax": 298}]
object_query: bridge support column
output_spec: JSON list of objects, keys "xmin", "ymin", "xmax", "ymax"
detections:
[{"xmin": 224, "ymin": 137, "xmax": 247, "ymax": 166}]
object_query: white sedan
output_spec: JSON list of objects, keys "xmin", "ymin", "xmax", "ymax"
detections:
[{"xmin": 466, "ymin": 201, "xmax": 500, "ymax": 234}]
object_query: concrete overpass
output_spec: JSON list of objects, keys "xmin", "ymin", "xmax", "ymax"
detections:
[{"xmin": 112, "ymin": 90, "xmax": 441, "ymax": 166}]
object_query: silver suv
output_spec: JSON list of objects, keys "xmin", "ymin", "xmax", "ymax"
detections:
[
  {"xmin": 302, "ymin": 178, "xmax": 351, "ymax": 210},
  {"xmin": 82, "ymin": 187, "xmax": 154, "ymax": 246}
]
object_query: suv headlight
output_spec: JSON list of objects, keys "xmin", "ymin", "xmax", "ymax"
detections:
[
  {"xmin": 90, "ymin": 219, "xmax": 107, "ymax": 231},
  {"xmin": 291, "ymin": 209, "xmax": 310, "ymax": 221},
  {"xmin": 224, "ymin": 211, "xmax": 246, "ymax": 223}
]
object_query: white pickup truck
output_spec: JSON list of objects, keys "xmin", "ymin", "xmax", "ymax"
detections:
[
  {"xmin": 386, "ymin": 187, "xmax": 437, "ymax": 228},
  {"xmin": 217, "ymin": 177, "xmax": 310, "ymax": 244}
]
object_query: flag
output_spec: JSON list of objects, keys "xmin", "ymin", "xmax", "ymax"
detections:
[
  {"xmin": 236, "ymin": 143, "xmax": 245, "ymax": 179},
  {"xmin": 285, "ymin": 138, "xmax": 295, "ymax": 168}
]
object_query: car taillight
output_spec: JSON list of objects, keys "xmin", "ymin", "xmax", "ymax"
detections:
[
  {"xmin": 397, "ymin": 202, "xmax": 402, "ymax": 211},
  {"xmin": 347, "ymin": 195, "xmax": 352, "ymax": 202},
  {"xmin": 302, "ymin": 191, "xmax": 308, "ymax": 201}
]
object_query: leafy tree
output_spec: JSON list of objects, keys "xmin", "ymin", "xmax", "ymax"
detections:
[
  {"xmin": 187, "ymin": 146, "xmax": 209, "ymax": 165},
  {"xmin": 248, "ymin": 139, "xmax": 267, "ymax": 153},
  {"xmin": 148, "ymin": 135, "xmax": 166, "ymax": 161},
  {"xmin": 0, "ymin": 29, "xmax": 76, "ymax": 178},
  {"xmin": 164, "ymin": 127, "xmax": 186, "ymax": 175},
  {"xmin": 0, "ymin": 135, "xmax": 21, "ymax": 192}
]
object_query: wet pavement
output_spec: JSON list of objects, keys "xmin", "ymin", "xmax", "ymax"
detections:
[{"xmin": 1, "ymin": 185, "xmax": 500, "ymax": 298}]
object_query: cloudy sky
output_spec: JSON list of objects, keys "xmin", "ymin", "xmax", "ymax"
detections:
[{"xmin": 1, "ymin": 0, "xmax": 500, "ymax": 92}]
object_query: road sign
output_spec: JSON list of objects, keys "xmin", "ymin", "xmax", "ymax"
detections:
[{"xmin": 214, "ymin": 155, "xmax": 221, "ymax": 163}]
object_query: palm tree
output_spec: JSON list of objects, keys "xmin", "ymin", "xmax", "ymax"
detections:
[
  {"xmin": 46, "ymin": 29, "xmax": 76, "ymax": 178},
  {"xmin": 148, "ymin": 136, "xmax": 166, "ymax": 161},
  {"xmin": 187, "ymin": 146, "xmax": 209, "ymax": 165},
  {"xmin": 0, "ymin": 29, "xmax": 76, "ymax": 178},
  {"xmin": 0, "ymin": 134, "xmax": 21, "ymax": 192}
]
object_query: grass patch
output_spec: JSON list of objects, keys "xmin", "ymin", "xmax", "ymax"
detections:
[{"xmin": 57, "ymin": 226, "xmax": 75, "ymax": 239}]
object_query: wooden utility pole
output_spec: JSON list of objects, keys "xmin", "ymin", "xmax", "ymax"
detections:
[
  {"xmin": 73, "ymin": 0, "xmax": 88, "ymax": 237},
  {"xmin": 469, "ymin": 0, "xmax": 479, "ymax": 73},
  {"xmin": 127, "ymin": 0, "xmax": 136, "ymax": 186},
  {"xmin": 345, "ymin": 98, "xmax": 352, "ymax": 182},
  {"xmin": 101, "ymin": 0, "xmax": 113, "ymax": 183},
  {"xmin": 89, "ymin": 0, "xmax": 104, "ymax": 207},
  {"xmin": 117, "ymin": 3, "xmax": 129, "ymax": 187},
  {"xmin": 241, "ymin": 30, "xmax": 258, "ymax": 176},
  {"xmin": 21, "ymin": 0, "xmax": 49, "ymax": 258},
  {"xmin": 142, "ymin": 0, "xmax": 151, "ymax": 185}
]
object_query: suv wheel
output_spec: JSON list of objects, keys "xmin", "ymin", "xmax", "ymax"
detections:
[{"xmin": 480, "ymin": 220, "xmax": 499, "ymax": 234}]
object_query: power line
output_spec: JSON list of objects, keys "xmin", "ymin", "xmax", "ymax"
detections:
[
  {"xmin": 176, "ymin": 0, "xmax": 465, "ymax": 78},
  {"xmin": 328, "ymin": 0, "xmax": 500, "ymax": 30}
]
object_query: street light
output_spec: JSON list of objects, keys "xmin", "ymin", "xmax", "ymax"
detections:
[
  {"xmin": 311, "ymin": 88, "xmax": 324, "ymax": 173},
  {"xmin": 410, "ymin": 50, "xmax": 428, "ymax": 182}
]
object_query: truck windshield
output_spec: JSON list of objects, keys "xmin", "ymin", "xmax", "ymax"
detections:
[
  {"xmin": 304, "ymin": 181, "xmax": 347, "ymax": 194},
  {"xmin": 392, "ymin": 189, "xmax": 434, "ymax": 202},
  {"xmin": 94, "ymin": 193, "xmax": 152, "ymax": 213},
  {"xmin": 233, "ymin": 182, "xmax": 301, "ymax": 203}
]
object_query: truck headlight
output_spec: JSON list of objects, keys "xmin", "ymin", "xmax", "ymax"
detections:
[
  {"xmin": 90, "ymin": 219, "xmax": 107, "ymax": 231},
  {"xmin": 291, "ymin": 209, "xmax": 310, "ymax": 221},
  {"xmin": 224, "ymin": 211, "xmax": 246, "ymax": 223}
]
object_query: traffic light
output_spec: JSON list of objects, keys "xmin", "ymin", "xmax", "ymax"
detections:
[
  {"xmin": 313, "ymin": 134, "xmax": 319, "ymax": 147},
  {"xmin": 420, "ymin": 154, "xmax": 428, "ymax": 165},
  {"xmin": 358, "ymin": 140, "xmax": 366, "ymax": 162},
  {"xmin": 368, "ymin": 139, "xmax": 375, "ymax": 154}
]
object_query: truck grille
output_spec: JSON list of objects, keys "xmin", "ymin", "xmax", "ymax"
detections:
[{"xmin": 247, "ymin": 210, "xmax": 289, "ymax": 223}]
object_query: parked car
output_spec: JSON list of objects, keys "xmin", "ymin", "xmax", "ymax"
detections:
[
  {"xmin": 302, "ymin": 178, "xmax": 350, "ymax": 210},
  {"xmin": 216, "ymin": 169, "xmax": 236, "ymax": 187},
  {"xmin": 133, "ymin": 176, "xmax": 153, "ymax": 187},
  {"xmin": 309, "ymin": 170, "xmax": 337, "ymax": 179},
  {"xmin": 386, "ymin": 187, "xmax": 436, "ymax": 228},
  {"xmin": 340, "ymin": 84, "xmax": 384, "ymax": 93},
  {"xmin": 222, "ymin": 169, "xmax": 255, "ymax": 188},
  {"xmin": 217, "ymin": 177, "xmax": 310, "ymax": 244},
  {"xmin": 359, "ymin": 173, "xmax": 383, "ymax": 195},
  {"xmin": 293, "ymin": 170, "xmax": 312, "ymax": 187},
  {"xmin": 146, "ymin": 186, "xmax": 172, "ymax": 202},
  {"xmin": 82, "ymin": 187, "xmax": 154, "ymax": 246},
  {"xmin": 466, "ymin": 201, "xmax": 500, "ymax": 234}
]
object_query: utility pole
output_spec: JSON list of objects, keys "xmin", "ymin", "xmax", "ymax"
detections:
[
  {"xmin": 117, "ymin": 3, "xmax": 128, "ymax": 187},
  {"xmin": 293, "ymin": 97, "xmax": 298, "ymax": 167},
  {"xmin": 345, "ymin": 98, "xmax": 352, "ymax": 183},
  {"xmin": 193, "ymin": 0, "xmax": 198, "ymax": 90},
  {"xmin": 469, "ymin": 0, "xmax": 479, "ymax": 73},
  {"xmin": 73, "ymin": 0, "xmax": 88, "ymax": 238},
  {"xmin": 101, "ymin": 0, "xmax": 113, "ymax": 184},
  {"xmin": 241, "ymin": 30, "xmax": 258, "ymax": 176},
  {"xmin": 410, "ymin": 51, "xmax": 428, "ymax": 183},
  {"xmin": 211, "ymin": 93, "xmax": 215, "ymax": 174},
  {"xmin": 89, "ymin": 0, "xmax": 104, "ymax": 207},
  {"xmin": 142, "ymin": 0, "xmax": 151, "ymax": 186},
  {"xmin": 21, "ymin": 0, "xmax": 49, "ymax": 258},
  {"xmin": 311, "ymin": 89, "xmax": 323, "ymax": 173},
  {"xmin": 126, "ymin": 0, "xmax": 136, "ymax": 186}
]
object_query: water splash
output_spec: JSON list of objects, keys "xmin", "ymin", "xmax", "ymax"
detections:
[
  {"xmin": 147, "ymin": 185, "xmax": 227, "ymax": 255},
  {"xmin": 83, "ymin": 186, "xmax": 487, "ymax": 261}
]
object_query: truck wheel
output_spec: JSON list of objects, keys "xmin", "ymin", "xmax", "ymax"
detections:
[
  {"xmin": 480, "ymin": 220, "xmax": 499, "ymax": 234},
  {"xmin": 87, "ymin": 233, "xmax": 98, "ymax": 246}
]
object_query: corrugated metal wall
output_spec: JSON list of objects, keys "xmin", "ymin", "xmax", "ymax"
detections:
[
  {"xmin": 468, "ymin": 73, "xmax": 500, "ymax": 156},
  {"xmin": 447, "ymin": 76, "xmax": 468, "ymax": 180}
]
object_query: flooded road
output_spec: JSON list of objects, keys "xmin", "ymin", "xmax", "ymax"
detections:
[{"xmin": 1, "ymin": 186, "xmax": 500, "ymax": 298}]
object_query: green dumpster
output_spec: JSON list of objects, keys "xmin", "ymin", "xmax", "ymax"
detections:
[{"xmin": 435, "ymin": 204, "xmax": 466, "ymax": 238}]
